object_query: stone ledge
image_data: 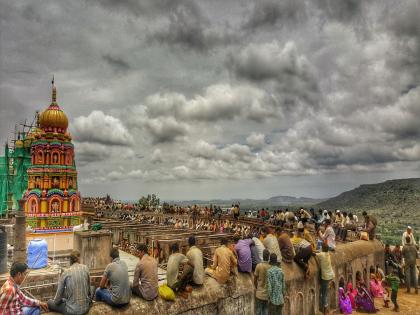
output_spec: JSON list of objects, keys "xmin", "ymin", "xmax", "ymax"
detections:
[{"xmin": 47, "ymin": 273, "xmax": 254, "ymax": 315}]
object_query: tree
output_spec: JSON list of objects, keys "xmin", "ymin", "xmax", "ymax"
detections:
[{"xmin": 138, "ymin": 194, "xmax": 160, "ymax": 211}]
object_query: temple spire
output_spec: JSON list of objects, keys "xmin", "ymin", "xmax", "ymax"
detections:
[{"xmin": 51, "ymin": 75, "xmax": 57, "ymax": 104}]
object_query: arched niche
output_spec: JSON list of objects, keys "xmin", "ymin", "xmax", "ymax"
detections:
[
  {"xmin": 69, "ymin": 195, "xmax": 79, "ymax": 212},
  {"xmin": 36, "ymin": 150, "xmax": 44, "ymax": 164},
  {"xmin": 308, "ymin": 288, "xmax": 316, "ymax": 315},
  {"xmin": 49, "ymin": 196, "xmax": 62, "ymax": 213},
  {"xmin": 363, "ymin": 268, "xmax": 368, "ymax": 286},
  {"xmin": 356, "ymin": 270, "xmax": 362, "ymax": 284},
  {"xmin": 295, "ymin": 292, "xmax": 304, "ymax": 315},
  {"xmin": 338, "ymin": 276, "xmax": 345, "ymax": 289},
  {"xmin": 51, "ymin": 151, "xmax": 60, "ymax": 165},
  {"xmin": 27, "ymin": 196, "xmax": 39, "ymax": 214},
  {"xmin": 283, "ymin": 295, "xmax": 291, "ymax": 315}
]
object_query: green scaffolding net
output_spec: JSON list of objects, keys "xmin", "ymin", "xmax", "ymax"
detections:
[{"xmin": 0, "ymin": 143, "xmax": 31, "ymax": 215}]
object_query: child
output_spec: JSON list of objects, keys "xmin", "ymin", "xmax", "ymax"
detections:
[
  {"xmin": 385, "ymin": 269, "xmax": 400, "ymax": 312},
  {"xmin": 382, "ymin": 280, "xmax": 390, "ymax": 308}
]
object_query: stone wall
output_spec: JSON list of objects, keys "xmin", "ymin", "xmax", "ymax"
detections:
[
  {"xmin": 86, "ymin": 273, "xmax": 254, "ymax": 315},
  {"xmin": 280, "ymin": 240, "xmax": 384, "ymax": 314},
  {"xmin": 31, "ymin": 239, "xmax": 384, "ymax": 315},
  {"xmin": 71, "ymin": 240, "xmax": 383, "ymax": 315}
]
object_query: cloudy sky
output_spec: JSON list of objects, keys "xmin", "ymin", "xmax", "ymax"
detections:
[{"xmin": 1, "ymin": 0, "xmax": 420, "ymax": 201}]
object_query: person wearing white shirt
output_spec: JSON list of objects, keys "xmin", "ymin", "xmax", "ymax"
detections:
[{"xmin": 402, "ymin": 226, "xmax": 417, "ymax": 247}]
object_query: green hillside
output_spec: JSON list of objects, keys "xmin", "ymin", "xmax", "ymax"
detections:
[{"xmin": 316, "ymin": 178, "xmax": 420, "ymax": 244}]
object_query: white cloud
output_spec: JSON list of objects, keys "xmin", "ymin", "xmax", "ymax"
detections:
[{"xmin": 72, "ymin": 110, "xmax": 134, "ymax": 146}]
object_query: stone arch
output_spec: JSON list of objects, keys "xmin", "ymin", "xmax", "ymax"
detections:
[
  {"xmin": 294, "ymin": 292, "xmax": 304, "ymax": 315},
  {"xmin": 338, "ymin": 276, "xmax": 345, "ymax": 288},
  {"xmin": 356, "ymin": 271, "xmax": 362, "ymax": 283},
  {"xmin": 348, "ymin": 273, "xmax": 353, "ymax": 287},
  {"xmin": 308, "ymin": 288, "xmax": 316, "ymax": 315},
  {"xmin": 363, "ymin": 268, "xmax": 368, "ymax": 286},
  {"xmin": 329, "ymin": 280, "xmax": 337, "ymax": 310},
  {"xmin": 347, "ymin": 265, "xmax": 354, "ymax": 286}
]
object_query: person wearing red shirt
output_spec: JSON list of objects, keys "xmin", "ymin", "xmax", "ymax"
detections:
[{"xmin": 0, "ymin": 262, "xmax": 48, "ymax": 315}]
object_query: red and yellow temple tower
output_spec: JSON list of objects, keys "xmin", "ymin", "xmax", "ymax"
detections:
[{"xmin": 22, "ymin": 80, "xmax": 81, "ymax": 233}]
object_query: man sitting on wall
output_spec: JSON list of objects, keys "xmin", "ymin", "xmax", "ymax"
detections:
[
  {"xmin": 132, "ymin": 244, "xmax": 159, "ymax": 301},
  {"xmin": 48, "ymin": 251, "xmax": 91, "ymax": 315},
  {"xmin": 186, "ymin": 236, "xmax": 204, "ymax": 286},
  {"xmin": 95, "ymin": 248, "xmax": 131, "ymax": 307},
  {"xmin": 166, "ymin": 243, "xmax": 194, "ymax": 297},
  {"xmin": 0, "ymin": 262, "xmax": 48, "ymax": 315},
  {"xmin": 205, "ymin": 238, "xmax": 237, "ymax": 284}
]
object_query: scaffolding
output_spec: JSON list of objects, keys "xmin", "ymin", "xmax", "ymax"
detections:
[{"xmin": 0, "ymin": 114, "xmax": 37, "ymax": 216}]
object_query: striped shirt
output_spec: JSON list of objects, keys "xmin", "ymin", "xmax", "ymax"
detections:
[
  {"xmin": 53, "ymin": 263, "xmax": 91, "ymax": 314},
  {"xmin": 0, "ymin": 278, "xmax": 39, "ymax": 315}
]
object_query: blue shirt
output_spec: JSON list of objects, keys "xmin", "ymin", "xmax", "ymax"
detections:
[{"xmin": 266, "ymin": 265, "xmax": 286, "ymax": 306}]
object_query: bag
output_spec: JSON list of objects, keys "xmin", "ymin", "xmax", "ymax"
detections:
[
  {"xmin": 159, "ymin": 284, "xmax": 175, "ymax": 301},
  {"xmin": 360, "ymin": 231, "xmax": 368, "ymax": 241}
]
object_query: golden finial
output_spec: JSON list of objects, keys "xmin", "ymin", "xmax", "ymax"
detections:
[{"xmin": 51, "ymin": 75, "xmax": 57, "ymax": 104}]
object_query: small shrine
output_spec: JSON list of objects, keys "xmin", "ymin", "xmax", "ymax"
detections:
[{"xmin": 22, "ymin": 79, "xmax": 81, "ymax": 232}]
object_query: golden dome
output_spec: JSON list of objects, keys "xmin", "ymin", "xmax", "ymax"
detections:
[{"xmin": 39, "ymin": 81, "xmax": 68, "ymax": 132}]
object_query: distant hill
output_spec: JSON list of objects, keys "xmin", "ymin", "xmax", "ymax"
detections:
[
  {"xmin": 316, "ymin": 178, "xmax": 420, "ymax": 243},
  {"xmin": 316, "ymin": 178, "xmax": 420, "ymax": 211},
  {"xmin": 166, "ymin": 195, "xmax": 325, "ymax": 208}
]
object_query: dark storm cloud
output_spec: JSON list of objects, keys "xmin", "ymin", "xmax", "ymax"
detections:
[
  {"xmin": 90, "ymin": 0, "xmax": 185, "ymax": 17},
  {"xmin": 102, "ymin": 55, "xmax": 130, "ymax": 73},
  {"xmin": 147, "ymin": 3, "xmax": 239, "ymax": 52},
  {"xmin": 314, "ymin": 0, "xmax": 363, "ymax": 23},
  {"xmin": 2, "ymin": 0, "xmax": 420, "ymax": 198},
  {"xmin": 383, "ymin": 1, "xmax": 420, "ymax": 84},
  {"xmin": 144, "ymin": 117, "xmax": 189, "ymax": 144},
  {"xmin": 228, "ymin": 41, "xmax": 321, "ymax": 108},
  {"xmin": 242, "ymin": 0, "xmax": 306, "ymax": 31}
]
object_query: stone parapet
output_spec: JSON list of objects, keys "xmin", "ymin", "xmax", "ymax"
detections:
[
  {"xmin": 73, "ymin": 230, "xmax": 112, "ymax": 272},
  {"xmin": 49, "ymin": 273, "xmax": 254, "ymax": 315}
]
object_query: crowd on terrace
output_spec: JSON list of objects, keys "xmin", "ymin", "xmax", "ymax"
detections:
[{"xmin": 4, "ymin": 204, "xmax": 418, "ymax": 315}]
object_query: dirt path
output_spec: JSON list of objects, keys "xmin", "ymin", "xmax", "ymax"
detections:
[{"xmin": 350, "ymin": 290, "xmax": 420, "ymax": 315}]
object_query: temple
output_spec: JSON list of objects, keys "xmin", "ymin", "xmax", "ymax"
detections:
[{"xmin": 21, "ymin": 79, "xmax": 81, "ymax": 233}]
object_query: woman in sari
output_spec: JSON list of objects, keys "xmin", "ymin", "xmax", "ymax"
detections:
[
  {"xmin": 369, "ymin": 273, "xmax": 384, "ymax": 298},
  {"xmin": 346, "ymin": 282, "xmax": 357, "ymax": 309},
  {"xmin": 355, "ymin": 281, "xmax": 377, "ymax": 313},
  {"xmin": 339, "ymin": 287, "xmax": 353, "ymax": 314}
]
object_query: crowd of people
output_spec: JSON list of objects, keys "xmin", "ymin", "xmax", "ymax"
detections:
[
  {"xmin": 1, "ymin": 205, "xmax": 418, "ymax": 315},
  {"xmin": 0, "ymin": 213, "xmax": 365, "ymax": 315},
  {"xmin": 337, "ymin": 226, "xmax": 419, "ymax": 314}
]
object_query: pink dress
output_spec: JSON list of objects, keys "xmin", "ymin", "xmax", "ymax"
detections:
[{"xmin": 369, "ymin": 274, "xmax": 384, "ymax": 298}]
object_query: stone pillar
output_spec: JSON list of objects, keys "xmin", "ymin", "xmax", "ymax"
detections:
[
  {"xmin": 14, "ymin": 200, "xmax": 27, "ymax": 263},
  {"xmin": 73, "ymin": 230, "xmax": 112, "ymax": 272}
]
